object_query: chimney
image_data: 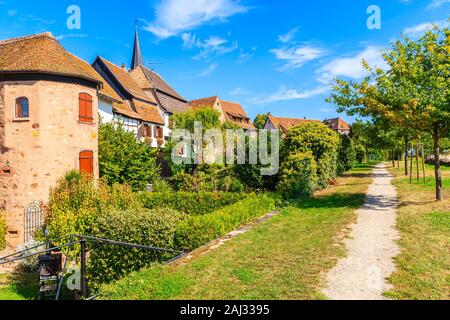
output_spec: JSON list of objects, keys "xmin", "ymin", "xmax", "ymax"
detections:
[{"xmin": 121, "ymin": 63, "xmax": 128, "ymax": 70}]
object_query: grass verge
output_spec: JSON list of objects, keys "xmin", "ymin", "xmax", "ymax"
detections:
[
  {"xmin": 100, "ymin": 163, "xmax": 375, "ymax": 300},
  {"xmin": 385, "ymin": 163, "xmax": 449, "ymax": 300}
]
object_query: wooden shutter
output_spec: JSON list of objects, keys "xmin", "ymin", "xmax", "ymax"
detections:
[
  {"xmin": 159, "ymin": 127, "xmax": 164, "ymax": 137},
  {"xmin": 79, "ymin": 151, "xmax": 94, "ymax": 175},
  {"xmin": 79, "ymin": 93, "xmax": 93, "ymax": 123}
]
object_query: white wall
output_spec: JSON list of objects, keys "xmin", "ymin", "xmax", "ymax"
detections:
[{"xmin": 98, "ymin": 98, "xmax": 114, "ymax": 124}]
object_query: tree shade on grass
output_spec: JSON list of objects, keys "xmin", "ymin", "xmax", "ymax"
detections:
[
  {"xmin": 385, "ymin": 166, "xmax": 450, "ymax": 300},
  {"xmin": 100, "ymin": 163, "xmax": 375, "ymax": 300}
]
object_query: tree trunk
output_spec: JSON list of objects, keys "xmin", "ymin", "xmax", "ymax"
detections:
[
  {"xmin": 392, "ymin": 149, "xmax": 395, "ymax": 168},
  {"xmin": 404, "ymin": 138, "xmax": 409, "ymax": 176},
  {"xmin": 433, "ymin": 128, "xmax": 443, "ymax": 201},
  {"xmin": 421, "ymin": 144, "xmax": 426, "ymax": 182},
  {"xmin": 410, "ymin": 143, "xmax": 413, "ymax": 184},
  {"xmin": 416, "ymin": 144, "xmax": 420, "ymax": 182}
]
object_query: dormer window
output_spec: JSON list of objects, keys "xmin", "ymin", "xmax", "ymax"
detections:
[{"xmin": 15, "ymin": 97, "xmax": 29, "ymax": 118}]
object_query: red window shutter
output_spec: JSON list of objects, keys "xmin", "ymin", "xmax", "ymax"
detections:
[
  {"xmin": 79, "ymin": 151, "xmax": 94, "ymax": 175},
  {"xmin": 159, "ymin": 127, "xmax": 164, "ymax": 137},
  {"xmin": 148, "ymin": 126, "xmax": 153, "ymax": 138},
  {"xmin": 79, "ymin": 93, "xmax": 93, "ymax": 123}
]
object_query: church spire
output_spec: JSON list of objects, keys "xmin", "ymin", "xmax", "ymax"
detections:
[{"xmin": 131, "ymin": 22, "xmax": 143, "ymax": 70}]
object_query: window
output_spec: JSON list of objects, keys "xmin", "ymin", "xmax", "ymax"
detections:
[
  {"xmin": 15, "ymin": 97, "xmax": 29, "ymax": 118},
  {"xmin": 154, "ymin": 126, "xmax": 164, "ymax": 138},
  {"xmin": 141, "ymin": 125, "xmax": 152, "ymax": 137},
  {"xmin": 79, "ymin": 93, "xmax": 93, "ymax": 123},
  {"xmin": 79, "ymin": 150, "xmax": 94, "ymax": 175}
]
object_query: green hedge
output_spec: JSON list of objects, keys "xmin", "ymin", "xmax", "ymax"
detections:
[
  {"xmin": 139, "ymin": 191, "xmax": 247, "ymax": 216},
  {"xmin": 277, "ymin": 152, "xmax": 318, "ymax": 199},
  {"xmin": 0, "ymin": 212, "xmax": 6, "ymax": 250},
  {"xmin": 174, "ymin": 194, "xmax": 278, "ymax": 251},
  {"xmin": 88, "ymin": 208, "xmax": 183, "ymax": 288}
]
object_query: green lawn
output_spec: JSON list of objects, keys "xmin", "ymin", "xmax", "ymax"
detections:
[
  {"xmin": 0, "ymin": 274, "xmax": 38, "ymax": 301},
  {"xmin": 386, "ymin": 163, "xmax": 450, "ymax": 300},
  {"xmin": 100, "ymin": 163, "xmax": 375, "ymax": 300}
]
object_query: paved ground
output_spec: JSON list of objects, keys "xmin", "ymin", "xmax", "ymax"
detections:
[{"xmin": 323, "ymin": 163, "xmax": 400, "ymax": 300}]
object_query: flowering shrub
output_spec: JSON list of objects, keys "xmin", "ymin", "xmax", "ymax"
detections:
[{"xmin": 0, "ymin": 211, "xmax": 6, "ymax": 250}]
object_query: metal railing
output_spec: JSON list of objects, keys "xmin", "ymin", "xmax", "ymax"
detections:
[{"xmin": 0, "ymin": 234, "xmax": 186, "ymax": 300}]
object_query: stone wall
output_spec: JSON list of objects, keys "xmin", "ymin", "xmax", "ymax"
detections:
[{"xmin": 0, "ymin": 80, "xmax": 99, "ymax": 248}]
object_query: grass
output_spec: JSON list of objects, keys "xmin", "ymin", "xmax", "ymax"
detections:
[
  {"xmin": 101, "ymin": 162, "xmax": 375, "ymax": 300},
  {"xmin": 385, "ymin": 162, "xmax": 450, "ymax": 300},
  {"xmin": 0, "ymin": 273, "xmax": 38, "ymax": 301}
]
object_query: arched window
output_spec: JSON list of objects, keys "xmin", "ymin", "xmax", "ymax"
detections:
[
  {"xmin": 15, "ymin": 97, "xmax": 29, "ymax": 118},
  {"xmin": 79, "ymin": 93, "xmax": 93, "ymax": 123},
  {"xmin": 79, "ymin": 150, "xmax": 94, "ymax": 175}
]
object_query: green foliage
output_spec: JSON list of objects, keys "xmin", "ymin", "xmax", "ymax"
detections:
[
  {"xmin": 337, "ymin": 134, "xmax": 356, "ymax": 175},
  {"xmin": 174, "ymin": 194, "xmax": 278, "ymax": 251},
  {"xmin": 354, "ymin": 144, "xmax": 366, "ymax": 164},
  {"xmin": 99, "ymin": 123, "xmax": 160, "ymax": 191},
  {"xmin": 284, "ymin": 122, "xmax": 340, "ymax": 189},
  {"xmin": 43, "ymin": 171, "xmax": 142, "ymax": 247},
  {"xmin": 171, "ymin": 108, "xmax": 222, "ymax": 132},
  {"xmin": 0, "ymin": 212, "xmax": 6, "ymax": 250},
  {"xmin": 152, "ymin": 179, "xmax": 173, "ymax": 193},
  {"xmin": 277, "ymin": 152, "xmax": 318, "ymax": 199},
  {"xmin": 88, "ymin": 208, "xmax": 183, "ymax": 288},
  {"xmin": 139, "ymin": 191, "xmax": 247, "ymax": 216},
  {"xmin": 253, "ymin": 113, "xmax": 271, "ymax": 129}
]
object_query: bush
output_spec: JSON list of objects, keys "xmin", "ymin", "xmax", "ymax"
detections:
[
  {"xmin": 284, "ymin": 122, "xmax": 340, "ymax": 189},
  {"xmin": 355, "ymin": 144, "xmax": 366, "ymax": 163},
  {"xmin": 88, "ymin": 208, "xmax": 183, "ymax": 288},
  {"xmin": 152, "ymin": 179, "xmax": 173, "ymax": 193},
  {"xmin": 337, "ymin": 134, "xmax": 356, "ymax": 176},
  {"xmin": 139, "ymin": 191, "xmax": 247, "ymax": 216},
  {"xmin": 0, "ymin": 212, "xmax": 6, "ymax": 250},
  {"xmin": 44, "ymin": 171, "xmax": 142, "ymax": 247},
  {"xmin": 174, "ymin": 194, "xmax": 278, "ymax": 251},
  {"xmin": 277, "ymin": 152, "xmax": 317, "ymax": 199},
  {"xmin": 99, "ymin": 122, "xmax": 160, "ymax": 191}
]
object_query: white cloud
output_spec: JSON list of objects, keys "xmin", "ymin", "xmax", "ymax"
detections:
[
  {"xmin": 230, "ymin": 87, "xmax": 250, "ymax": 95},
  {"xmin": 248, "ymin": 85, "xmax": 329, "ymax": 105},
  {"xmin": 55, "ymin": 33, "xmax": 89, "ymax": 40},
  {"xmin": 145, "ymin": 0, "xmax": 248, "ymax": 39},
  {"xmin": 271, "ymin": 44, "xmax": 326, "ymax": 71},
  {"xmin": 237, "ymin": 46, "xmax": 257, "ymax": 64},
  {"xmin": 197, "ymin": 63, "xmax": 219, "ymax": 77},
  {"xmin": 182, "ymin": 32, "xmax": 238, "ymax": 61},
  {"xmin": 403, "ymin": 20, "xmax": 449, "ymax": 37},
  {"xmin": 278, "ymin": 27, "xmax": 300, "ymax": 43},
  {"xmin": 317, "ymin": 46, "xmax": 388, "ymax": 84},
  {"xmin": 427, "ymin": 0, "xmax": 450, "ymax": 9},
  {"xmin": 7, "ymin": 9, "xmax": 17, "ymax": 16}
]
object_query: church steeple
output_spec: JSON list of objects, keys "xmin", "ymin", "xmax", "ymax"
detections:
[{"xmin": 131, "ymin": 23, "xmax": 143, "ymax": 70}]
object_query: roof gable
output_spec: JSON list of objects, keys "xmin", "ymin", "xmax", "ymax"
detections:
[
  {"xmin": 0, "ymin": 32, "xmax": 100, "ymax": 85},
  {"xmin": 96, "ymin": 57, "xmax": 157, "ymax": 104}
]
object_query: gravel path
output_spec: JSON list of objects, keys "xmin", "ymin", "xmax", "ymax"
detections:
[{"xmin": 323, "ymin": 163, "xmax": 400, "ymax": 300}]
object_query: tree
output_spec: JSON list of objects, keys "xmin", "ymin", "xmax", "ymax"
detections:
[
  {"xmin": 328, "ymin": 25, "xmax": 449, "ymax": 201},
  {"xmin": 253, "ymin": 113, "xmax": 271, "ymax": 129},
  {"xmin": 99, "ymin": 123, "xmax": 160, "ymax": 191}
]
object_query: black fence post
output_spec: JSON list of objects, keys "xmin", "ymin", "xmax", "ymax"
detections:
[{"xmin": 80, "ymin": 237, "xmax": 88, "ymax": 299}]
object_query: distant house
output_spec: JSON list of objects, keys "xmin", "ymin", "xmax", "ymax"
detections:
[
  {"xmin": 324, "ymin": 117, "xmax": 351, "ymax": 135},
  {"xmin": 189, "ymin": 96, "xmax": 255, "ymax": 130},
  {"xmin": 263, "ymin": 115, "xmax": 321, "ymax": 135}
]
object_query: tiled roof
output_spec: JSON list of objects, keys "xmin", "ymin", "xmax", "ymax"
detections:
[
  {"xmin": 112, "ymin": 100, "xmax": 142, "ymax": 121},
  {"xmin": 139, "ymin": 66, "xmax": 186, "ymax": 101},
  {"xmin": 221, "ymin": 100, "xmax": 255, "ymax": 129},
  {"xmin": 0, "ymin": 32, "xmax": 100, "ymax": 85},
  {"xmin": 132, "ymin": 99, "xmax": 165, "ymax": 125},
  {"xmin": 155, "ymin": 91, "xmax": 189, "ymax": 114},
  {"xmin": 189, "ymin": 96, "xmax": 219, "ymax": 109},
  {"xmin": 267, "ymin": 116, "xmax": 322, "ymax": 134},
  {"xmin": 97, "ymin": 57, "xmax": 157, "ymax": 104},
  {"xmin": 324, "ymin": 118, "xmax": 351, "ymax": 131}
]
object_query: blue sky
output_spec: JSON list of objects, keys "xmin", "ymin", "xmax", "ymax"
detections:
[{"xmin": 0, "ymin": 0, "xmax": 449, "ymax": 123}]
